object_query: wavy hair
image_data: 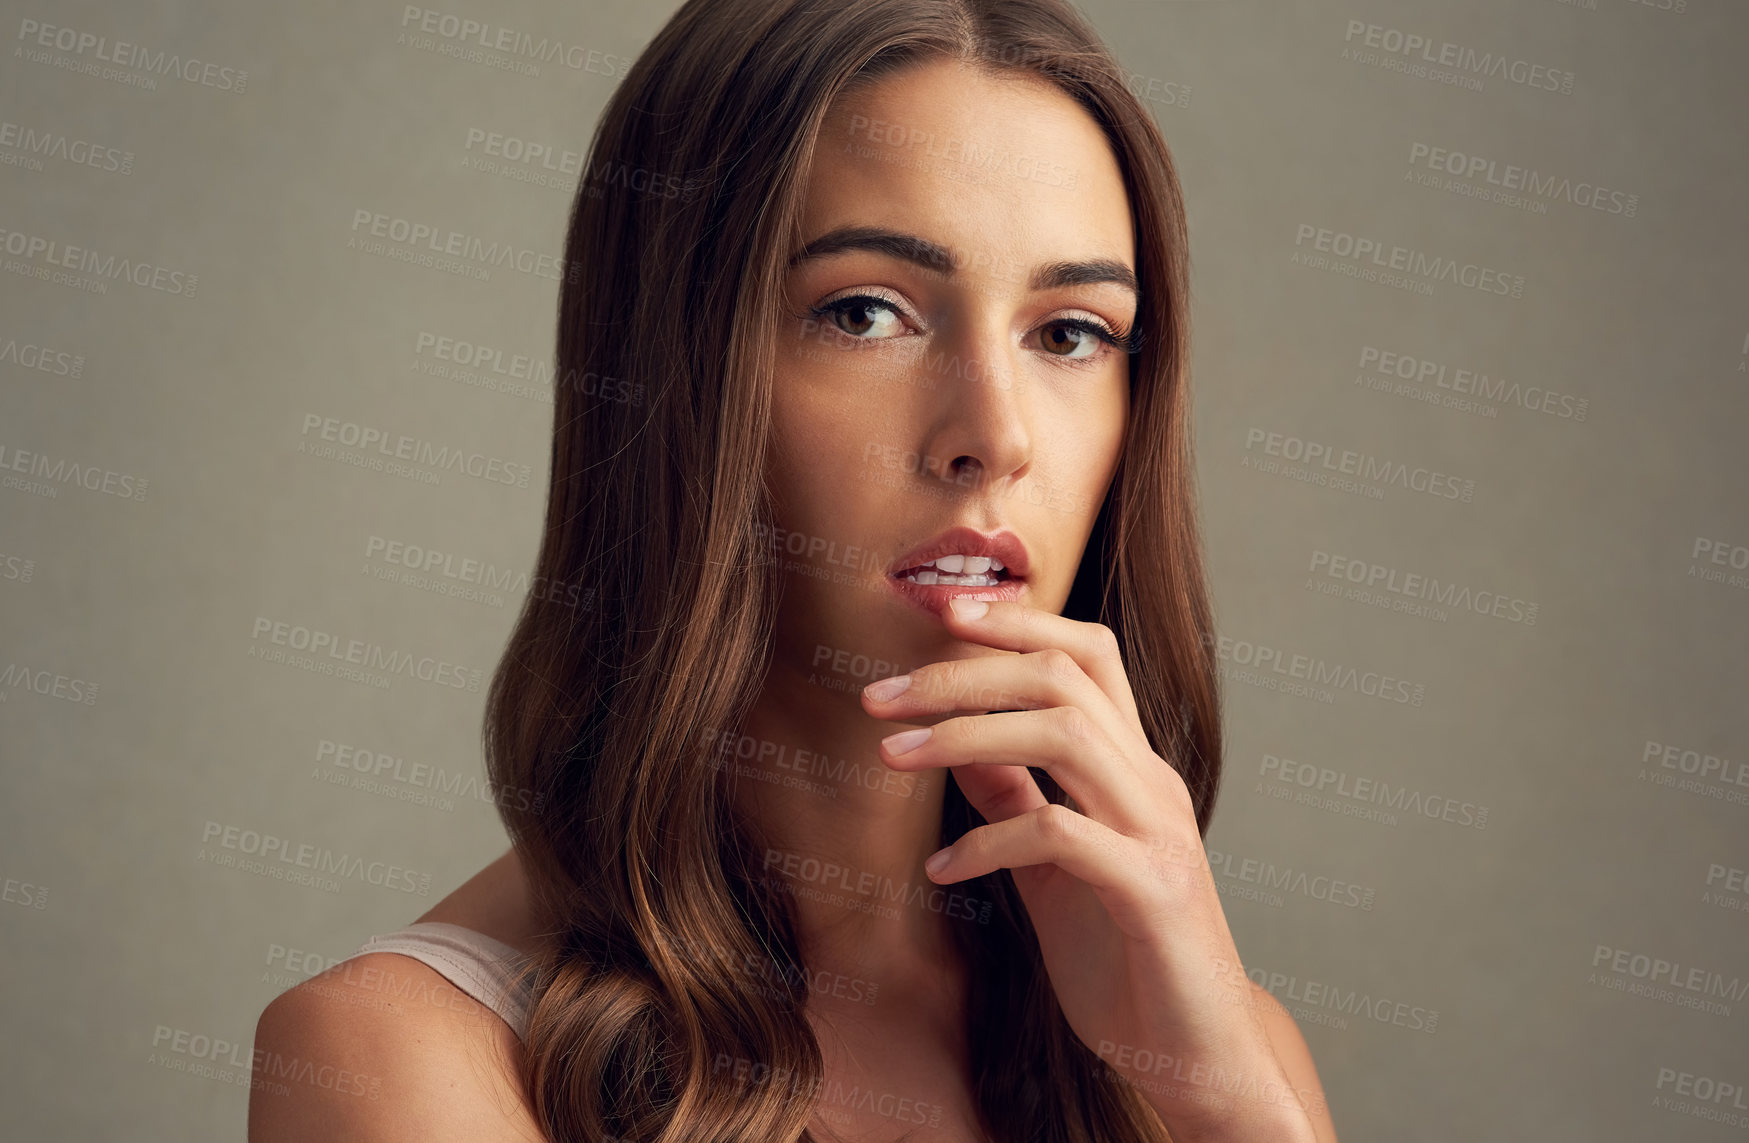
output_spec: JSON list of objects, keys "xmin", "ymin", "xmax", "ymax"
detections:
[{"xmin": 482, "ymin": 0, "xmax": 1221, "ymax": 1139}]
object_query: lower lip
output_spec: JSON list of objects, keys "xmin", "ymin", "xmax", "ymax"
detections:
[{"xmin": 886, "ymin": 572, "xmax": 1026, "ymax": 617}]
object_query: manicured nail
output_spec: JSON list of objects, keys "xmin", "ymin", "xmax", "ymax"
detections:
[
  {"xmin": 924, "ymin": 847, "xmax": 953, "ymax": 875},
  {"xmin": 947, "ymin": 598, "xmax": 988, "ymax": 620},
  {"xmin": 864, "ymin": 674, "xmax": 912, "ymax": 702},
  {"xmin": 882, "ymin": 727, "xmax": 932, "ymax": 756}
]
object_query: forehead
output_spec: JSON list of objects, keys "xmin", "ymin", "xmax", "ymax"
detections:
[{"xmin": 800, "ymin": 59, "xmax": 1134, "ymax": 283}]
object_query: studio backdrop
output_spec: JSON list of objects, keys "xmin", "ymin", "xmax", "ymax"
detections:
[{"xmin": 2, "ymin": 0, "xmax": 1745, "ymax": 1140}]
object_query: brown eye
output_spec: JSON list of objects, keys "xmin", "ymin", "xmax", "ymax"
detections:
[
  {"xmin": 811, "ymin": 295, "xmax": 906, "ymax": 339},
  {"xmin": 1037, "ymin": 319, "xmax": 1112, "ymax": 360},
  {"xmin": 835, "ymin": 301, "xmax": 879, "ymax": 336}
]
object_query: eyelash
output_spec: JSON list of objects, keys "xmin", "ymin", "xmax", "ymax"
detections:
[{"xmin": 806, "ymin": 292, "xmax": 1140, "ymax": 364}]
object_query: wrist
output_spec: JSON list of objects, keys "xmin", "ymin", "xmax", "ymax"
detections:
[
  {"xmin": 1115, "ymin": 1051, "xmax": 1317, "ymax": 1143},
  {"xmin": 1158, "ymin": 1103, "xmax": 1316, "ymax": 1143}
]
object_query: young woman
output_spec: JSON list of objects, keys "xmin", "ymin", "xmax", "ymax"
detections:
[{"xmin": 251, "ymin": 1, "xmax": 1336, "ymax": 1140}]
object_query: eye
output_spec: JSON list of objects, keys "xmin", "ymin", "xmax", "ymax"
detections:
[
  {"xmin": 803, "ymin": 294, "xmax": 1140, "ymax": 363},
  {"xmin": 1034, "ymin": 316, "xmax": 1134, "ymax": 362},
  {"xmin": 808, "ymin": 292, "xmax": 910, "ymax": 340}
]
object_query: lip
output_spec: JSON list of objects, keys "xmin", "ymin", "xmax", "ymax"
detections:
[{"xmin": 886, "ymin": 525, "xmax": 1030, "ymax": 618}]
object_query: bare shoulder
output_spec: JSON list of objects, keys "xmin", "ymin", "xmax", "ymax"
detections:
[
  {"xmin": 250, "ymin": 954, "xmax": 546, "ymax": 1141},
  {"xmin": 1247, "ymin": 979, "xmax": 1339, "ymax": 1143},
  {"xmin": 412, "ymin": 844, "xmax": 549, "ymax": 957},
  {"xmin": 249, "ymin": 849, "xmax": 550, "ymax": 1141}
]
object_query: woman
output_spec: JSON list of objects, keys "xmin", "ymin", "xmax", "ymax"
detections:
[{"xmin": 251, "ymin": 0, "xmax": 1336, "ymax": 1140}]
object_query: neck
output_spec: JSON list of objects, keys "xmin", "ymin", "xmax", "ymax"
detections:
[{"xmin": 724, "ymin": 652, "xmax": 970, "ymax": 998}]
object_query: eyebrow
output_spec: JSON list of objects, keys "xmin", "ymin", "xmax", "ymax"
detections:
[{"xmin": 787, "ymin": 224, "xmax": 1138, "ymax": 298}]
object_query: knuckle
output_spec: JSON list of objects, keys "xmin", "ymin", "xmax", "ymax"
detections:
[
  {"xmin": 1145, "ymin": 841, "xmax": 1197, "ymax": 893},
  {"xmin": 1088, "ymin": 622, "xmax": 1121, "ymax": 661},
  {"xmin": 1035, "ymin": 801, "xmax": 1081, "ymax": 844},
  {"xmin": 1038, "ymin": 646, "xmax": 1080, "ymax": 686},
  {"xmin": 918, "ymin": 660, "xmax": 961, "ymax": 700},
  {"xmin": 1159, "ymin": 760, "xmax": 1195, "ymax": 815},
  {"xmin": 1143, "ymin": 829, "xmax": 1205, "ymax": 882},
  {"xmin": 1055, "ymin": 705, "xmax": 1096, "ymax": 748},
  {"xmin": 959, "ymin": 823, "xmax": 994, "ymax": 861},
  {"xmin": 945, "ymin": 712, "xmax": 981, "ymax": 752}
]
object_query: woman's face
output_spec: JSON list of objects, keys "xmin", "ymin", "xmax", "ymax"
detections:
[{"xmin": 766, "ymin": 58, "xmax": 1135, "ymax": 687}]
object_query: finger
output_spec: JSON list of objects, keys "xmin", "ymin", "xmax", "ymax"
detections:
[
  {"xmin": 943, "ymin": 761, "xmax": 1049, "ymax": 826},
  {"xmin": 939, "ymin": 597, "xmax": 1141, "ymax": 728},
  {"xmin": 862, "ymin": 643, "xmax": 1142, "ymax": 766},
  {"xmin": 880, "ymin": 707, "xmax": 1159, "ymax": 837},
  {"xmin": 925, "ymin": 804, "xmax": 1176, "ymax": 931},
  {"xmin": 862, "ymin": 645, "xmax": 1156, "ymax": 809}
]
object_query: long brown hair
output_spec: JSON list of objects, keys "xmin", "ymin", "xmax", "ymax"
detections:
[{"xmin": 482, "ymin": 0, "xmax": 1221, "ymax": 1139}]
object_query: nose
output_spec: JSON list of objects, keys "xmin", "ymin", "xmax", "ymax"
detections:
[{"xmin": 912, "ymin": 318, "xmax": 1032, "ymax": 496}]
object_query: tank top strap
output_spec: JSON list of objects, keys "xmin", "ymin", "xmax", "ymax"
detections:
[{"xmin": 346, "ymin": 921, "xmax": 535, "ymax": 1043}]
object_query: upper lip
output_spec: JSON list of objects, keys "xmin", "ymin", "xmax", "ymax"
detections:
[{"xmin": 889, "ymin": 525, "xmax": 1030, "ymax": 579}]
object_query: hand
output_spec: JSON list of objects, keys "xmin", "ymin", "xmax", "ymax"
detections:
[{"xmin": 861, "ymin": 597, "xmax": 1319, "ymax": 1142}]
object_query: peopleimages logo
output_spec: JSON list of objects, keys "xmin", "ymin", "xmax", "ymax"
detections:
[
  {"xmin": 0, "ymin": 661, "xmax": 99, "ymax": 705},
  {"xmin": 1259, "ymin": 752, "xmax": 1490, "ymax": 831},
  {"xmin": 149, "ymin": 1024, "xmax": 382, "ymax": 1100},
  {"xmin": 1243, "ymin": 427, "xmax": 1476, "ymax": 504},
  {"xmin": 0, "ymin": 119, "xmax": 134, "ymax": 175},
  {"xmin": 0, "ymin": 225, "xmax": 197, "ymax": 296},
  {"xmin": 1356, "ymin": 345, "xmax": 1589, "ymax": 422},
  {"xmin": 699, "ymin": 726, "xmax": 930, "ymax": 802},
  {"xmin": 298, "ymin": 413, "xmax": 532, "ymax": 489},
  {"xmin": 1236, "ymin": 961, "xmax": 1440, "ymax": 1034},
  {"xmin": 14, "ymin": 19, "xmax": 250, "ymax": 93},
  {"xmin": 1340, "ymin": 19, "xmax": 1575, "ymax": 96},
  {"xmin": 1590, "ymin": 943, "xmax": 1748, "ymax": 1012},
  {"xmin": 1407, "ymin": 143, "xmax": 1638, "ymax": 218},
  {"xmin": 1652, "ymin": 1067, "xmax": 1749, "ymax": 1131},
  {"xmin": 397, "ymin": 6, "xmax": 630, "ymax": 76},
  {"xmin": 363, "ymin": 533, "xmax": 589, "ymax": 610},
  {"xmin": 1292, "ymin": 223, "xmax": 1526, "ymax": 298},
  {"xmin": 247, "ymin": 615, "xmax": 485, "ymax": 692},
  {"xmin": 0, "ymin": 442, "xmax": 148, "ymax": 500},
  {"xmin": 198, "ymin": 820, "xmax": 433, "ymax": 896},
  {"xmin": 1204, "ymin": 848, "xmax": 1378, "ymax": 911},
  {"xmin": 1204, "ymin": 631, "xmax": 1428, "ymax": 707},
  {"xmin": 315, "ymin": 738, "xmax": 544, "ymax": 813},
  {"xmin": 0, "ymin": 329, "xmax": 86, "ymax": 378},
  {"xmin": 347, "ymin": 209, "xmax": 582, "ymax": 284},
  {"xmin": 1308, "ymin": 549, "xmax": 1538, "ymax": 626},
  {"xmin": 761, "ymin": 848, "xmax": 994, "ymax": 925}
]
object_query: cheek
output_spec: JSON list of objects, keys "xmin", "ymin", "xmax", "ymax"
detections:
[
  {"xmin": 771, "ymin": 360, "xmax": 911, "ymax": 487},
  {"xmin": 1025, "ymin": 413, "xmax": 1123, "ymax": 528},
  {"xmin": 1053, "ymin": 394, "xmax": 1124, "ymax": 469},
  {"xmin": 765, "ymin": 387, "xmax": 865, "ymax": 525},
  {"xmin": 1082, "ymin": 387, "xmax": 1128, "ymax": 482}
]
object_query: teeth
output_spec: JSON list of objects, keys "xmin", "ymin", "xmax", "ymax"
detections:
[
  {"xmin": 900, "ymin": 569, "xmax": 1000, "ymax": 587},
  {"xmin": 914, "ymin": 554, "xmax": 1006, "ymax": 573}
]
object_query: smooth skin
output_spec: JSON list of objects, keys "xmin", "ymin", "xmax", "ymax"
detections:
[
  {"xmin": 865, "ymin": 596, "xmax": 1334, "ymax": 1141},
  {"xmin": 250, "ymin": 58, "xmax": 1335, "ymax": 1143}
]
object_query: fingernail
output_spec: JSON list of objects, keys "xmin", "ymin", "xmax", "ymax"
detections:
[
  {"xmin": 947, "ymin": 598, "xmax": 988, "ymax": 621},
  {"xmin": 864, "ymin": 674, "xmax": 912, "ymax": 702},
  {"xmin": 924, "ymin": 847, "xmax": 953, "ymax": 875},
  {"xmin": 882, "ymin": 727, "xmax": 932, "ymax": 756}
]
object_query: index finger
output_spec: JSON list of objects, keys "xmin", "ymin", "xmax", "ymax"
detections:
[{"xmin": 938, "ymin": 598, "xmax": 1142, "ymax": 728}]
